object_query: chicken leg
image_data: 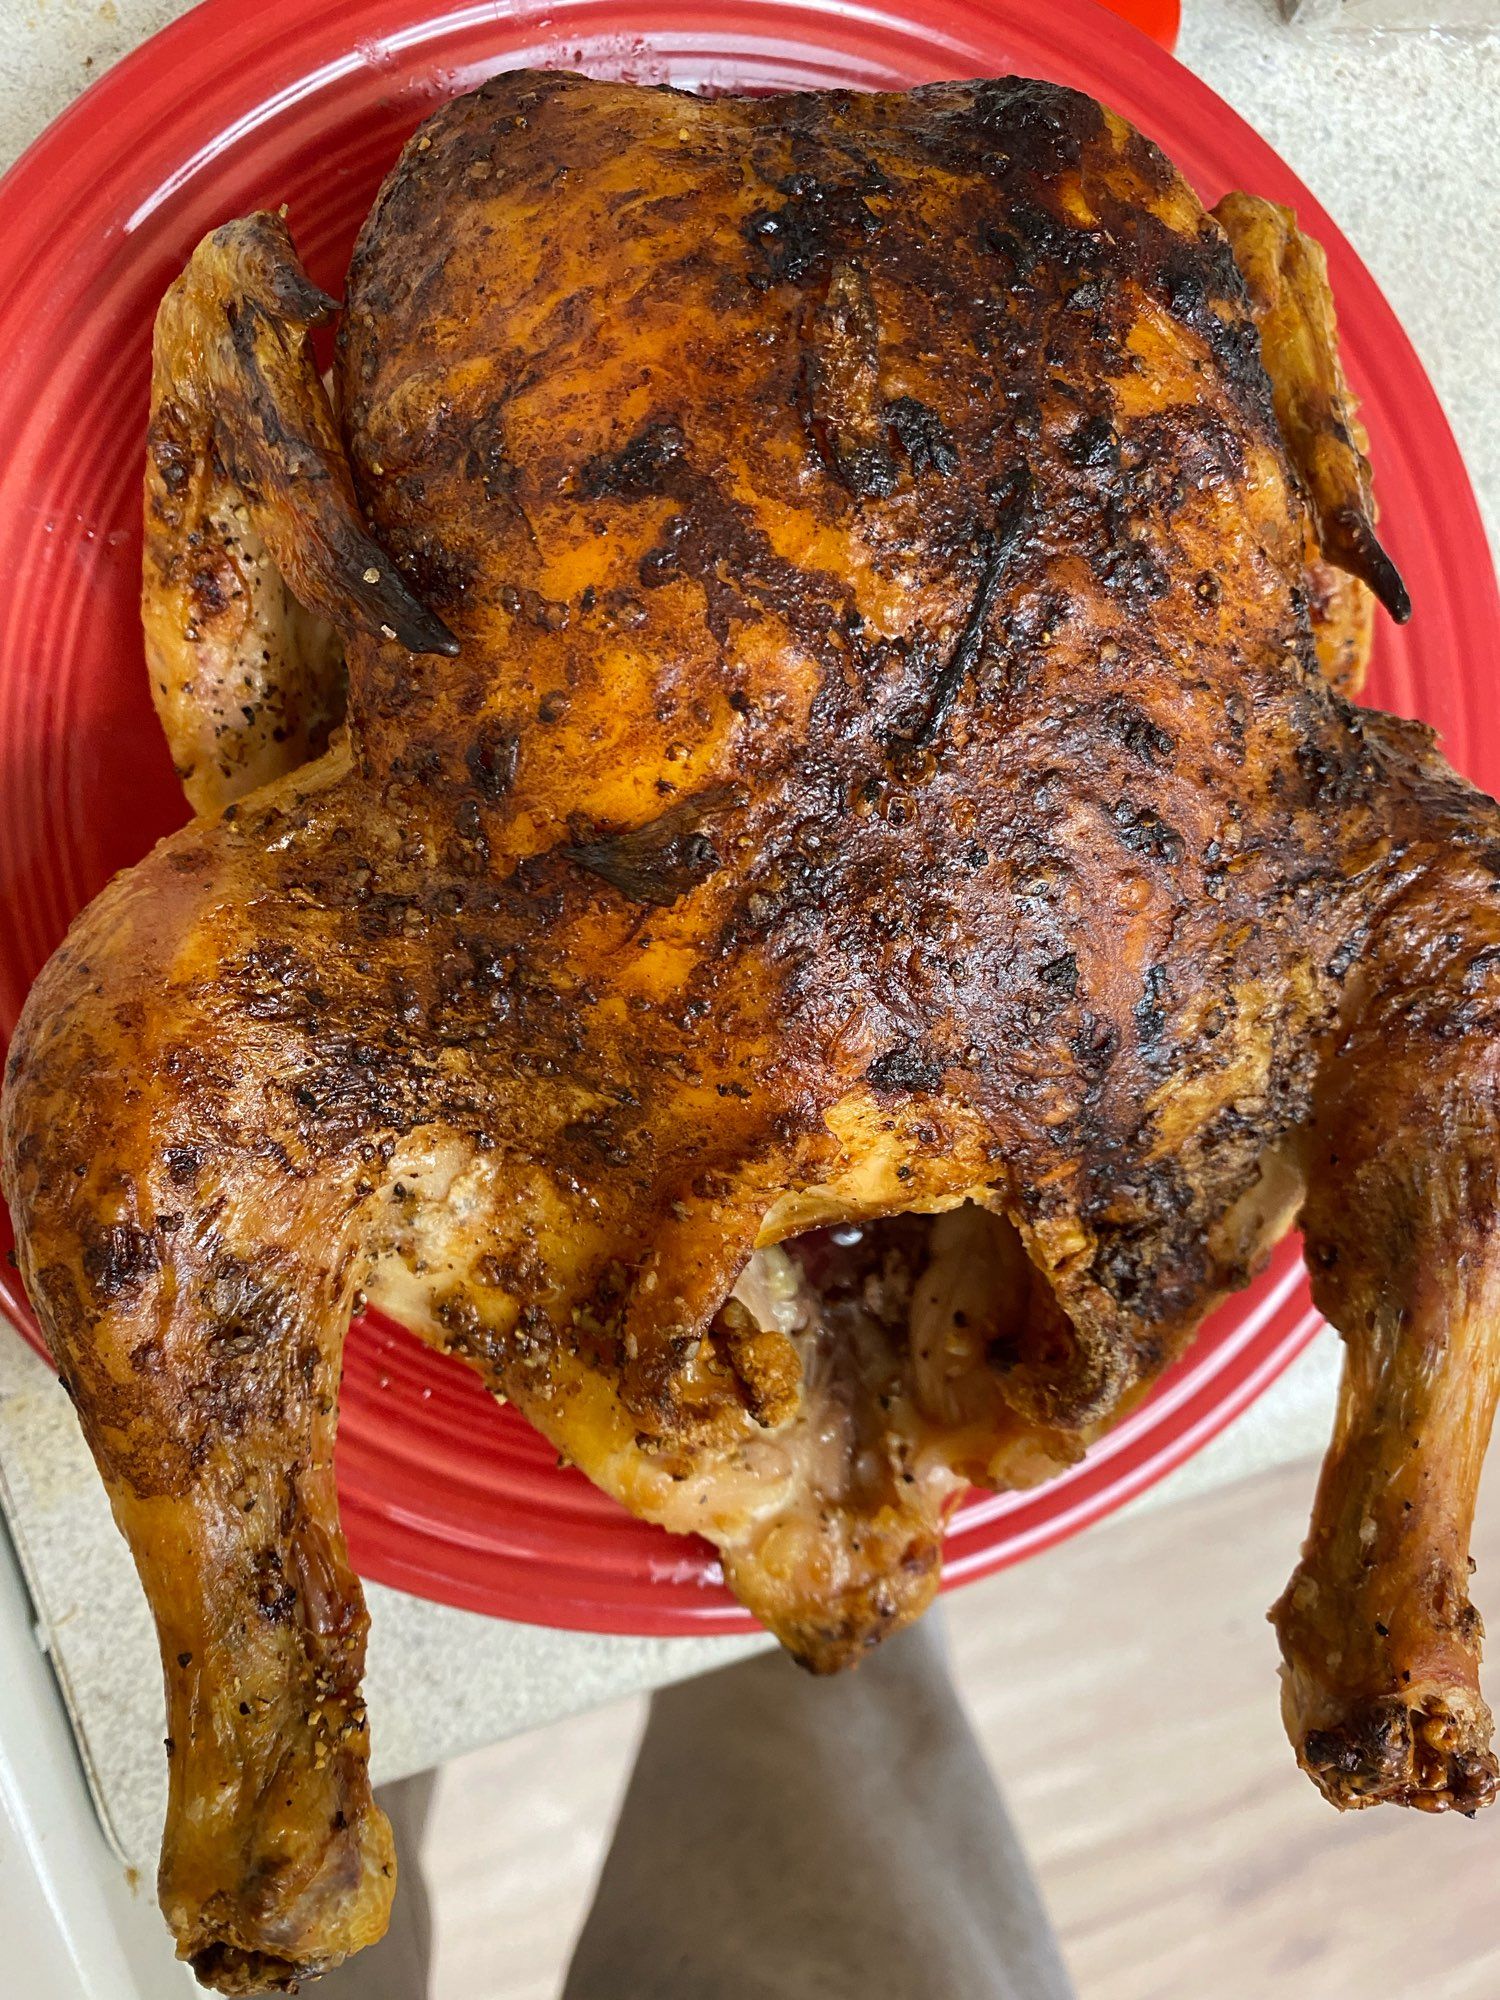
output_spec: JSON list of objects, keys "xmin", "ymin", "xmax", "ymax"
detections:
[
  {"xmin": 1281, "ymin": 728, "xmax": 1500, "ymax": 1813},
  {"xmin": 2, "ymin": 762, "xmax": 392, "ymax": 1988}
]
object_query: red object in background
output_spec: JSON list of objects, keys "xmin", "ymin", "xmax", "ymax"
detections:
[
  {"xmin": 1103, "ymin": 0, "xmax": 1180, "ymax": 43},
  {"xmin": 0, "ymin": 0, "xmax": 1492, "ymax": 1635}
]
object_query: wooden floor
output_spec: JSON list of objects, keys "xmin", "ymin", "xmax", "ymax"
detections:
[{"xmin": 423, "ymin": 1458, "xmax": 1500, "ymax": 2000}]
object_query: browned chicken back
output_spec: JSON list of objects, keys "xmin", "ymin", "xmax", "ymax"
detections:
[{"xmin": 4, "ymin": 70, "xmax": 1498, "ymax": 1995}]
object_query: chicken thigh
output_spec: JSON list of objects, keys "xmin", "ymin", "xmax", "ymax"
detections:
[{"xmin": 5, "ymin": 71, "xmax": 1498, "ymax": 1992}]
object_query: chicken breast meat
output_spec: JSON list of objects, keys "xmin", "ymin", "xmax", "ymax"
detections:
[{"xmin": 4, "ymin": 69, "xmax": 1497, "ymax": 1992}]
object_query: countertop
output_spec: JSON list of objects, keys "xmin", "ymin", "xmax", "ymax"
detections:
[{"xmin": 0, "ymin": 0, "xmax": 1495, "ymax": 1951}]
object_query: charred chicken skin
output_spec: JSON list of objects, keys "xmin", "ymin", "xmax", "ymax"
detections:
[{"xmin": 3, "ymin": 70, "xmax": 1497, "ymax": 1991}]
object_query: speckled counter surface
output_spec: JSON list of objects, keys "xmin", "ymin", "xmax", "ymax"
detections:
[{"xmin": 1, "ymin": 0, "xmax": 1496, "ymax": 1874}]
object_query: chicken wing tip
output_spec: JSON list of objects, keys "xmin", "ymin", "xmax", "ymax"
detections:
[{"xmin": 1329, "ymin": 505, "xmax": 1411, "ymax": 625}]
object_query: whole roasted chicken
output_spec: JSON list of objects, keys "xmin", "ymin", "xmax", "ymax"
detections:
[{"xmin": 4, "ymin": 68, "xmax": 1497, "ymax": 1992}]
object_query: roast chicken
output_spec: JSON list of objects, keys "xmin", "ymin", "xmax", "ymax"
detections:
[{"xmin": 4, "ymin": 69, "xmax": 1498, "ymax": 1991}]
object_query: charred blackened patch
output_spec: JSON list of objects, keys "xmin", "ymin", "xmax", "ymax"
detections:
[
  {"xmin": 1134, "ymin": 963, "xmax": 1171, "ymax": 1042},
  {"xmin": 1461, "ymin": 944, "xmax": 1500, "ymax": 997},
  {"xmin": 559, "ymin": 1114, "xmax": 634, "ymax": 1168},
  {"xmin": 238, "ymin": 942, "xmax": 322, "ymax": 1027},
  {"xmin": 580, "ymin": 421, "xmax": 688, "ymax": 499},
  {"xmin": 465, "ymin": 720, "xmax": 520, "ymax": 800},
  {"xmin": 866, "ymin": 1045, "xmax": 945, "ymax": 1094},
  {"xmin": 640, "ymin": 479, "xmax": 848, "ymax": 650},
  {"xmin": 1293, "ymin": 723, "xmax": 1379, "ymax": 812},
  {"xmin": 967, "ymin": 77, "xmax": 1102, "ymax": 175},
  {"xmin": 1112, "ymin": 802, "xmax": 1185, "ymax": 864},
  {"xmin": 943, "ymin": 80, "xmax": 1279, "ymax": 451},
  {"xmin": 390, "ymin": 532, "xmax": 476, "ymax": 616},
  {"xmin": 1038, "ymin": 951, "xmax": 1079, "ymax": 996},
  {"xmin": 918, "ymin": 463, "xmax": 1034, "ymax": 744},
  {"xmin": 1102, "ymin": 698, "xmax": 1175, "ymax": 766},
  {"xmin": 149, "ymin": 399, "xmax": 194, "ymax": 500},
  {"xmin": 565, "ymin": 786, "xmax": 744, "ymax": 907},
  {"xmin": 1144, "ymin": 407, "xmax": 1247, "ymax": 495},
  {"xmin": 979, "ymin": 217, "xmax": 1039, "ymax": 281},
  {"xmin": 743, "ymin": 172, "xmax": 880, "ymax": 286},
  {"xmin": 252, "ymin": 1548, "xmax": 298, "ymax": 1624},
  {"xmin": 1093, "ymin": 498, "xmax": 1170, "ymax": 605},
  {"xmin": 992, "ymin": 199, "xmax": 1085, "ymax": 275},
  {"xmin": 1063, "ymin": 410, "xmax": 1120, "ymax": 473},
  {"xmin": 83, "ymin": 1223, "xmax": 160, "ymax": 1302},
  {"xmin": 1145, "ymin": 230, "xmax": 1275, "ymax": 436},
  {"xmin": 1089, "ymin": 1230, "xmax": 1147, "ymax": 1309},
  {"xmin": 165, "ymin": 1146, "xmax": 203, "ymax": 1186},
  {"xmin": 426, "ymin": 937, "xmax": 521, "ymax": 1040},
  {"xmin": 887, "ymin": 397, "xmax": 958, "ymax": 478},
  {"xmin": 580, "ymin": 420, "xmax": 848, "ymax": 646},
  {"xmin": 288, "ymin": 1035, "xmax": 409, "ymax": 1142},
  {"xmin": 188, "ymin": 560, "xmax": 234, "ymax": 618}
]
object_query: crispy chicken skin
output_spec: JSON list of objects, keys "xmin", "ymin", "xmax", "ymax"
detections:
[
  {"xmin": 4, "ymin": 70, "xmax": 1498, "ymax": 1988},
  {"xmin": 142, "ymin": 217, "xmax": 456, "ymax": 812}
]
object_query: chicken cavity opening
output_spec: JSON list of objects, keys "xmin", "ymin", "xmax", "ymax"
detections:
[{"xmin": 714, "ymin": 1203, "xmax": 1073, "ymax": 1506}]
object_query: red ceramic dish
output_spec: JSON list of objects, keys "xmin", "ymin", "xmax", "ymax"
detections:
[{"xmin": 0, "ymin": 0, "xmax": 1493, "ymax": 1634}]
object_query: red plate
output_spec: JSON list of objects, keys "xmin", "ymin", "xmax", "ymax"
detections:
[{"xmin": 0, "ymin": 0, "xmax": 1494, "ymax": 1634}]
